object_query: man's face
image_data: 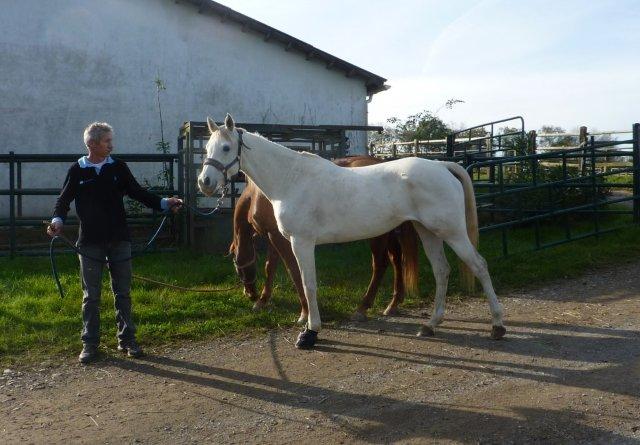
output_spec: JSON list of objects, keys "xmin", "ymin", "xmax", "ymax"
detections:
[{"xmin": 88, "ymin": 132, "xmax": 113, "ymax": 158}]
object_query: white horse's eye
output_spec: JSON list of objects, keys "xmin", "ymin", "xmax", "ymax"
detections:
[{"xmin": 223, "ymin": 145, "xmax": 231, "ymax": 152}]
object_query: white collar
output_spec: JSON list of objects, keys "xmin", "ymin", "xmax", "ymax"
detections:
[{"xmin": 78, "ymin": 156, "xmax": 114, "ymax": 168}]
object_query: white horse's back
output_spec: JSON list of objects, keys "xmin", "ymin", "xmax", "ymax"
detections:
[{"xmin": 276, "ymin": 156, "xmax": 467, "ymax": 244}]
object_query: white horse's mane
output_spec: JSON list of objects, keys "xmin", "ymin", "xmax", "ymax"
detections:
[{"xmin": 245, "ymin": 130, "xmax": 329, "ymax": 162}]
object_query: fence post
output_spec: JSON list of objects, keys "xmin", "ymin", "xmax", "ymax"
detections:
[
  {"xmin": 16, "ymin": 161, "xmax": 22, "ymax": 217},
  {"xmin": 414, "ymin": 139, "xmax": 419, "ymax": 157},
  {"xmin": 446, "ymin": 134, "xmax": 454, "ymax": 158},
  {"xmin": 177, "ymin": 136, "xmax": 185, "ymax": 246},
  {"xmin": 391, "ymin": 143, "xmax": 397, "ymax": 159},
  {"xmin": 9, "ymin": 151, "xmax": 16, "ymax": 258},
  {"xmin": 579, "ymin": 126, "xmax": 588, "ymax": 175},
  {"xmin": 527, "ymin": 130, "xmax": 537, "ymax": 155},
  {"xmin": 633, "ymin": 123, "xmax": 640, "ymax": 223}
]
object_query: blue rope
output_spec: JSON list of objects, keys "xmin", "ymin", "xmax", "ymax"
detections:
[{"xmin": 49, "ymin": 215, "xmax": 169, "ymax": 298}]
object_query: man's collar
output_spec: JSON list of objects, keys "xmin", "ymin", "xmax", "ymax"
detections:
[{"xmin": 78, "ymin": 156, "xmax": 114, "ymax": 168}]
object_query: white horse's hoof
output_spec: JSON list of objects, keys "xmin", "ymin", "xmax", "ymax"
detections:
[
  {"xmin": 417, "ymin": 325, "xmax": 435, "ymax": 337},
  {"xmin": 491, "ymin": 325, "xmax": 506, "ymax": 340},
  {"xmin": 350, "ymin": 311, "xmax": 368, "ymax": 322},
  {"xmin": 295, "ymin": 328, "xmax": 318, "ymax": 349}
]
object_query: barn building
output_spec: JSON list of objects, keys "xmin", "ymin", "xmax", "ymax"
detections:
[{"xmin": 0, "ymin": 0, "xmax": 388, "ymax": 218}]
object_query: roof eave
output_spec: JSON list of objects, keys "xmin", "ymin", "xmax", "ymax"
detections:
[{"xmin": 183, "ymin": 0, "xmax": 388, "ymax": 95}]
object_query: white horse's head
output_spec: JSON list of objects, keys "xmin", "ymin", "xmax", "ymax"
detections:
[{"xmin": 198, "ymin": 114, "xmax": 242, "ymax": 197}]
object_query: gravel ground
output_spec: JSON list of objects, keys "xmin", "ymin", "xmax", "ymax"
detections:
[{"xmin": 2, "ymin": 261, "xmax": 640, "ymax": 444}]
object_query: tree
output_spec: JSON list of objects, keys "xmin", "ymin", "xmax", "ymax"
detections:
[
  {"xmin": 538, "ymin": 125, "xmax": 575, "ymax": 148},
  {"xmin": 368, "ymin": 99, "xmax": 464, "ymax": 151}
]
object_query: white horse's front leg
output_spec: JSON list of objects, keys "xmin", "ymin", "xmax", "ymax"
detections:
[{"xmin": 289, "ymin": 236, "xmax": 321, "ymax": 349}]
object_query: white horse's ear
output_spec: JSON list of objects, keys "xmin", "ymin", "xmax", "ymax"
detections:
[
  {"xmin": 225, "ymin": 113, "xmax": 235, "ymax": 131},
  {"xmin": 207, "ymin": 116, "xmax": 219, "ymax": 134}
]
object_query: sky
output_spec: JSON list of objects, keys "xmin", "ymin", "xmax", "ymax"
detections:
[{"xmin": 217, "ymin": 0, "xmax": 640, "ymax": 133}]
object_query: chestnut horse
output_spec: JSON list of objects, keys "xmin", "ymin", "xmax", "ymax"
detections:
[{"xmin": 229, "ymin": 156, "xmax": 419, "ymax": 325}]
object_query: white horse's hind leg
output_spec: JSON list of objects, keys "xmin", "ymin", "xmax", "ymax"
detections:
[
  {"xmin": 289, "ymin": 236, "xmax": 321, "ymax": 348},
  {"xmin": 413, "ymin": 223, "xmax": 450, "ymax": 337},
  {"xmin": 445, "ymin": 233, "xmax": 506, "ymax": 339}
]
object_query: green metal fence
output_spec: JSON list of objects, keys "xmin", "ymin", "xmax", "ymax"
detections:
[
  {"xmin": 0, "ymin": 152, "xmax": 181, "ymax": 257},
  {"xmin": 466, "ymin": 123, "xmax": 640, "ymax": 256}
]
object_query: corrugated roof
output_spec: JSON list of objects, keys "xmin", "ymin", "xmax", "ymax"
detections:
[{"xmin": 181, "ymin": 0, "xmax": 389, "ymax": 95}]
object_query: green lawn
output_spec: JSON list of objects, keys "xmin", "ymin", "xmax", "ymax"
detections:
[{"xmin": 2, "ymin": 220, "xmax": 640, "ymax": 366}]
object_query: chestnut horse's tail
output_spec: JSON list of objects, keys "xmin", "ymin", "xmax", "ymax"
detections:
[
  {"xmin": 445, "ymin": 162, "xmax": 479, "ymax": 293},
  {"xmin": 398, "ymin": 221, "xmax": 419, "ymax": 297}
]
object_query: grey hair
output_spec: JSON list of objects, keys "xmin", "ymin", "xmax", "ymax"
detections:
[{"xmin": 83, "ymin": 122, "xmax": 113, "ymax": 147}]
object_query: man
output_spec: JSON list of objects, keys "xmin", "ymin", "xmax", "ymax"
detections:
[{"xmin": 47, "ymin": 122, "xmax": 182, "ymax": 364}]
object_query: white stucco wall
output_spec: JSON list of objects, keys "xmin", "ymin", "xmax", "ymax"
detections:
[{"xmin": 0, "ymin": 0, "xmax": 371, "ymax": 217}]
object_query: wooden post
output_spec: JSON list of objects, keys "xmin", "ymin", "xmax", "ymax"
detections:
[
  {"xmin": 414, "ymin": 139, "xmax": 419, "ymax": 157},
  {"xmin": 527, "ymin": 130, "xmax": 537, "ymax": 155},
  {"xmin": 446, "ymin": 134, "xmax": 454, "ymax": 158},
  {"xmin": 579, "ymin": 126, "xmax": 588, "ymax": 175},
  {"xmin": 392, "ymin": 143, "xmax": 397, "ymax": 159}
]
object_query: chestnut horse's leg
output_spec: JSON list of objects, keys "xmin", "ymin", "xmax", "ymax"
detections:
[
  {"xmin": 231, "ymin": 188, "xmax": 259, "ymax": 302},
  {"xmin": 267, "ymin": 231, "xmax": 309, "ymax": 325},
  {"xmin": 253, "ymin": 243, "xmax": 280, "ymax": 311},
  {"xmin": 352, "ymin": 234, "xmax": 390, "ymax": 322},
  {"xmin": 383, "ymin": 231, "xmax": 404, "ymax": 316}
]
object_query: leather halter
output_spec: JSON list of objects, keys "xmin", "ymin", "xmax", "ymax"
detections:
[{"xmin": 203, "ymin": 128, "xmax": 247, "ymax": 186}]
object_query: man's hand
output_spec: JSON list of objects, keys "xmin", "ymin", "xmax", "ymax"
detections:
[
  {"xmin": 47, "ymin": 220, "xmax": 63, "ymax": 237},
  {"xmin": 166, "ymin": 197, "xmax": 183, "ymax": 214}
]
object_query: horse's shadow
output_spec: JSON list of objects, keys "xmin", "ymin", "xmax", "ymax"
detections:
[
  {"xmin": 329, "ymin": 315, "xmax": 640, "ymax": 398},
  {"xmin": 107, "ymin": 317, "xmax": 640, "ymax": 443}
]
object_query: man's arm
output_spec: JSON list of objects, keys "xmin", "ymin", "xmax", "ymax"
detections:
[
  {"xmin": 121, "ymin": 162, "xmax": 182, "ymax": 212},
  {"xmin": 48, "ymin": 167, "xmax": 77, "ymax": 237}
]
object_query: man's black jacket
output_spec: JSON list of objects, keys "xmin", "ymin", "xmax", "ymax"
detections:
[{"xmin": 53, "ymin": 158, "xmax": 163, "ymax": 245}]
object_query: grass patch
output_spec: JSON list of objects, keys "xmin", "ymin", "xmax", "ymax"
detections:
[{"xmin": 2, "ymin": 220, "xmax": 640, "ymax": 366}]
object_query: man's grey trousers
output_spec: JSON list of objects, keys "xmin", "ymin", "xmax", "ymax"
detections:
[{"xmin": 77, "ymin": 241, "xmax": 136, "ymax": 346}]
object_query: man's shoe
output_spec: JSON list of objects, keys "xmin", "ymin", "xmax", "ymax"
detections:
[
  {"xmin": 78, "ymin": 344, "xmax": 99, "ymax": 364},
  {"xmin": 117, "ymin": 340, "xmax": 144, "ymax": 358}
]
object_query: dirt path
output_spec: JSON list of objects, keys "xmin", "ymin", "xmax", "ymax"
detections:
[{"xmin": 2, "ymin": 261, "xmax": 640, "ymax": 444}]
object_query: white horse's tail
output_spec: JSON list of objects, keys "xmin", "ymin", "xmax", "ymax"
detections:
[{"xmin": 445, "ymin": 162, "xmax": 478, "ymax": 293}]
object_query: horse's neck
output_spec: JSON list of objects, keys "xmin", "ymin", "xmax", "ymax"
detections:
[{"xmin": 240, "ymin": 133, "xmax": 307, "ymax": 200}]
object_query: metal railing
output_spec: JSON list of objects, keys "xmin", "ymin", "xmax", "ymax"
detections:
[
  {"xmin": 0, "ymin": 152, "xmax": 182, "ymax": 257},
  {"xmin": 371, "ymin": 116, "xmax": 526, "ymax": 162},
  {"xmin": 466, "ymin": 123, "xmax": 639, "ymax": 256}
]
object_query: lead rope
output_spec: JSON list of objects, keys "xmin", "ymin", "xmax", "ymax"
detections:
[{"xmin": 48, "ymin": 190, "xmax": 243, "ymax": 298}]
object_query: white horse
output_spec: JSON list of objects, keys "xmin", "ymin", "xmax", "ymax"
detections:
[{"xmin": 198, "ymin": 114, "xmax": 505, "ymax": 348}]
